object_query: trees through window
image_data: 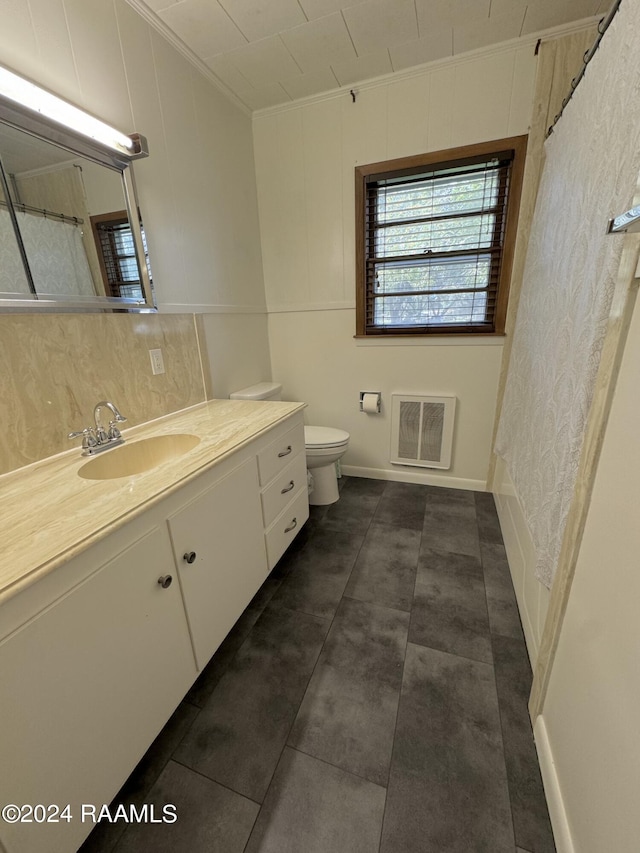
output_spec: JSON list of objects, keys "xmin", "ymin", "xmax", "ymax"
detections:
[{"xmin": 355, "ymin": 137, "xmax": 527, "ymax": 336}]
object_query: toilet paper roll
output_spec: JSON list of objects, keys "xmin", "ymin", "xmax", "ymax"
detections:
[{"xmin": 362, "ymin": 393, "xmax": 379, "ymax": 414}]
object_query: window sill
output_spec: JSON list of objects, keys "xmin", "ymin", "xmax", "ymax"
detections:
[{"xmin": 353, "ymin": 334, "xmax": 505, "ymax": 347}]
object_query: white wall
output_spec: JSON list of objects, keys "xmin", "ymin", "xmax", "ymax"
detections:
[
  {"xmin": 494, "ymin": 456, "xmax": 550, "ymax": 664},
  {"xmin": 270, "ymin": 310, "xmax": 503, "ymax": 488},
  {"xmin": 254, "ymin": 43, "xmax": 537, "ymax": 487},
  {"xmin": 198, "ymin": 312, "xmax": 272, "ymax": 400},
  {"xmin": 1, "ymin": 0, "xmax": 270, "ymax": 393},
  {"xmin": 536, "ymin": 279, "xmax": 640, "ymax": 852}
]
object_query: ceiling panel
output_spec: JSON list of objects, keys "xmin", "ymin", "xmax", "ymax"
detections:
[
  {"xmin": 331, "ymin": 48, "xmax": 394, "ymax": 86},
  {"xmin": 218, "ymin": 0, "xmax": 307, "ymax": 42},
  {"xmin": 204, "ymin": 54, "xmax": 253, "ymax": 92},
  {"xmin": 453, "ymin": 8, "xmax": 527, "ymax": 53},
  {"xmin": 522, "ymin": 0, "xmax": 601, "ymax": 34},
  {"xmin": 233, "ymin": 82, "xmax": 293, "ymax": 110},
  {"xmin": 135, "ymin": 0, "xmax": 609, "ymax": 111},
  {"xmin": 281, "ymin": 67, "xmax": 341, "ymax": 99},
  {"xmin": 390, "ymin": 29, "xmax": 454, "ymax": 71},
  {"xmin": 280, "ymin": 13, "xmax": 357, "ymax": 74},
  {"xmin": 226, "ymin": 35, "xmax": 303, "ymax": 88},
  {"xmin": 298, "ymin": 0, "xmax": 359, "ymax": 21},
  {"xmin": 343, "ymin": 0, "xmax": 419, "ymax": 55},
  {"xmin": 142, "ymin": 0, "xmax": 181, "ymax": 11},
  {"xmin": 488, "ymin": 0, "xmax": 528, "ymax": 18},
  {"xmin": 159, "ymin": 0, "xmax": 247, "ymax": 57},
  {"xmin": 415, "ymin": 0, "xmax": 491, "ymax": 32}
]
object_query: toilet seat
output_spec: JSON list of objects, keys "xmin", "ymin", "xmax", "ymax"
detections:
[{"xmin": 304, "ymin": 426, "xmax": 350, "ymax": 449}]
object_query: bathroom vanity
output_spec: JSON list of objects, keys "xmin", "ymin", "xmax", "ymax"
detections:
[{"xmin": 0, "ymin": 400, "xmax": 307, "ymax": 853}]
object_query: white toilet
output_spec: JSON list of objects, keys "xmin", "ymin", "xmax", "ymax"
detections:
[{"xmin": 229, "ymin": 382, "xmax": 349, "ymax": 506}]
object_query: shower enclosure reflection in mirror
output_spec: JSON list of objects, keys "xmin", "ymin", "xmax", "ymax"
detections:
[{"xmin": 0, "ymin": 63, "xmax": 154, "ymax": 312}]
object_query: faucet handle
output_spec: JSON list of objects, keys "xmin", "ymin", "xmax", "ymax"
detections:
[
  {"xmin": 107, "ymin": 420, "xmax": 122, "ymax": 441},
  {"xmin": 68, "ymin": 427, "xmax": 98, "ymax": 450},
  {"xmin": 95, "ymin": 424, "xmax": 109, "ymax": 444}
]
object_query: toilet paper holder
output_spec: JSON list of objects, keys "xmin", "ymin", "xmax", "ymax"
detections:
[{"xmin": 359, "ymin": 391, "xmax": 381, "ymax": 413}]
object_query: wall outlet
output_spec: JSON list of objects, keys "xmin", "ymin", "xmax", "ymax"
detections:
[{"xmin": 149, "ymin": 348, "xmax": 165, "ymax": 375}]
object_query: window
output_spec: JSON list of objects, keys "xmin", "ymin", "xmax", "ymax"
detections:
[
  {"xmin": 91, "ymin": 210, "xmax": 151, "ymax": 301},
  {"xmin": 355, "ymin": 137, "xmax": 527, "ymax": 336}
]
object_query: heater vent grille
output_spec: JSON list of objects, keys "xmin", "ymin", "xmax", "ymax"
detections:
[{"xmin": 391, "ymin": 395, "xmax": 455, "ymax": 469}]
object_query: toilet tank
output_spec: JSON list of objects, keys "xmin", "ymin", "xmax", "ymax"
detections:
[{"xmin": 229, "ymin": 382, "xmax": 282, "ymax": 401}]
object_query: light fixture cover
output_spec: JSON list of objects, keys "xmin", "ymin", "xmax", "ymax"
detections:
[{"xmin": 0, "ymin": 64, "xmax": 135, "ymax": 157}]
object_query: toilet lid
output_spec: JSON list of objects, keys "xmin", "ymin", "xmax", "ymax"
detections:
[{"xmin": 305, "ymin": 425, "xmax": 350, "ymax": 448}]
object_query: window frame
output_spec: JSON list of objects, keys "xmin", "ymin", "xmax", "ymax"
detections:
[
  {"xmin": 90, "ymin": 209, "xmax": 148, "ymax": 301},
  {"xmin": 355, "ymin": 136, "xmax": 527, "ymax": 337}
]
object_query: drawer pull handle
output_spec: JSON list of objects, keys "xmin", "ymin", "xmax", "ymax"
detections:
[
  {"xmin": 284, "ymin": 517, "xmax": 298, "ymax": 533},
  {"xmin": 157, "ymin": 574, "xmax": 173, "ymax": 589},
  {"xmin": 183, "ymin": 551, "xmax": 197, "ymax": 564},
  {"xmin": 281, "ymin": 480, "xmax": 295, "ymax": 494},
  {"xmin": 278, "ymin": 445, "xmax": 293, "ymax": 458}
]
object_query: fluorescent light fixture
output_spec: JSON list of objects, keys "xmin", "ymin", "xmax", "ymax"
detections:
[{"xmin": 0, "ymin": 64, "xmax": 135, "ymax": 157}]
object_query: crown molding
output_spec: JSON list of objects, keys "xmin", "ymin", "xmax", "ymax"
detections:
[
  {"xmin": 123, "ymin": 3, "xmax": 599, "ymax": 120},
  {"xmin": 124, "ymin": 0, "xmax": 251, "ymax": 117}
]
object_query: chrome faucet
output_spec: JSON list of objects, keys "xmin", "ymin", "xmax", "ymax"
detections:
[
  {"xmin": 68, "ymin": 401, "xmax": 127, "ymax": 456},
  {"xmin": 94, "ymin": 400, "xmax": 127, "ymax": 443}
]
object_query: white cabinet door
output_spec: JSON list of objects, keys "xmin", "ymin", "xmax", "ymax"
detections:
[
  {"xmin": 0, "ymin": 527, "xmax": 196, "ymax": 853},
  {"xmin": 167, "ymin": 456, "xmax": 267, "ymax": 669}
]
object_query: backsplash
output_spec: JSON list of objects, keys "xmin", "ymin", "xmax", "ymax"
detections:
[{"xmin": 0, "ymin": 313, "xmax": 206, "ymax": 475}]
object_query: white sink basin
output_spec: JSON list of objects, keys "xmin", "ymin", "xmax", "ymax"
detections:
[{"xmin": 78, "ymin": 434, "xmax": 201, "ymax": 480}]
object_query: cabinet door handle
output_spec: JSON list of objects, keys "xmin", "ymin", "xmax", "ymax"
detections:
[
  {"xmin": 183, "ymin": 551, "xmax": 197, "ymax": 564},
  {"xmin": 278, "ymin": 445, "xmax": 292, "ymax": 458},
  {"xmin": 281, "ymin": 480, "xmax": 295, "ymax": 494},
  {"xmin": 157, "ymin": 574, "xmax": 173, "ymax": 589},
  {"xmin": 284, "ymin": 517, "xmax": 298, "ymax": 533}
]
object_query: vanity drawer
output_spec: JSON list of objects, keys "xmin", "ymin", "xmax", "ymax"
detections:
[
  {"xmin": 257, "ymin": 422, "xmax": 305, "ymax": 486},
  {"xmin": 261, "ymin": 451, "xmax": 307, "ymax": 528},
  {"xmin": 264, "ymin": 487, "xmax": 309, "ymax": 570}
]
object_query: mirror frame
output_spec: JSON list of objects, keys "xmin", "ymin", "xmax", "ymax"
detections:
[{"xmin": 0, "ymin": 82, "xmax": 155, "ymax": 312}]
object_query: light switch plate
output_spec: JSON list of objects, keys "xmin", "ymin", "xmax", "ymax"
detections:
[{"xmin": 149, "ymin": 348, "xmax": 165, "ymax": 375}]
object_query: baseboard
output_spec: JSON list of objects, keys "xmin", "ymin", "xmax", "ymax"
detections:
[
  {"xmin": 534, "ymin": 716, "xmax": 575, "ymax": 853},
  {"xmin": 340, "ymin": 465, "xmax": 485, "ymax": 491}
]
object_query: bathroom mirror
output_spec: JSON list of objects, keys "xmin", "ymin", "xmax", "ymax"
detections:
[{"xmin": 0, "ymin": 82, "xmax": 154, "ymax": 312}]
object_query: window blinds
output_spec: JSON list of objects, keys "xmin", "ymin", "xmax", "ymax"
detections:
[{"xmin": 363, "ymin": 152, "xmax": 514, "ymax": 333}]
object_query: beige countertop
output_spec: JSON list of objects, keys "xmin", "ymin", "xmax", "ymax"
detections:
[{"xmin": 0, "ymin": 399, "xmax": 305, "ymax": 605}]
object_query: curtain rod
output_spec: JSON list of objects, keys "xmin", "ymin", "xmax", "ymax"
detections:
[
  {"xmin": 546, "ymin": 0, "xmax": 624, "ymax": 138},
  {"xmin": 0, "ymin": 198, "xmax": 83, "ymax": 225}
]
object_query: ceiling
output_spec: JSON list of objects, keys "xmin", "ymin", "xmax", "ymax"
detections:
[{"xmin": 137, "ymin": 0, "xmax": 609, "ymax": 111}]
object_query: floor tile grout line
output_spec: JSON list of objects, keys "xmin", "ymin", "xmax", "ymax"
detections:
[
  {"xmin": 377, "ymin": 626, "xmax": 411, "ymax": 853},
  {"xmin": 104, "ymin": 700, "xmax": 207, "ymax": 853},
  {"xmin": 341, "ymin": 592, "xmax": 411, "ymax": 616},
  {"xmin": 490, "ymin": 648, "xmax": 521, "ymax": 850},
  {"xmin": 407, "ymin": 637, "xmax": 496, "ymax": 668},
  {"xmin": 287, "ymin": 478, "xmax": 403, "ymax": 853},
  {"xmin": 477, "ymin": 498, "xmax": 522, "ymax": 850},
  {"xmin": 413, "ymin": 489, "xmax": 497, "ymax": 668},
  {"xmin": 241, "ymin": 797, "xmax": 262, "ymax": 853},
  {"xmin": 172, "ymin": 520, "xmax": 346, "ymax": 848},
  {"xmin": 112, "ymin": 754, "xmax": 264, "ymax": 853},
  {"xmin": 377, "ymin": 482, "xmax": 428, "ymax": 853},
  {"xmin": 183, "ymin": 571, "xmax": 289, "ymax": 711},
  {"xmin": 287, "ymin": 744, "xmax": 388, "ymax": 791},
  {"xmin": 85, "ymin": 480, "xmax": 549, "ymax": 853},
  {"xmin": 168, "ymin": 756, "xmax": 263, "ymax": 806},
  {"xmin": 246, "ymin": 511, "xmax": 371, "ymax": 832},
  {"xmin": 169, "ymin": 586, "xmax": 332, "ymax": 817}
]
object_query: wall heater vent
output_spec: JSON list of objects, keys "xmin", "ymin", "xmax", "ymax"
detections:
[{"xmin": 390, "ymin": 394, "xmax": 456, "ymax": 470}]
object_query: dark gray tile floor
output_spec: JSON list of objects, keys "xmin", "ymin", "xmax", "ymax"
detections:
[{"xmin": 81, "ymin": 477, "xmax": 555, "ymax": 853}]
